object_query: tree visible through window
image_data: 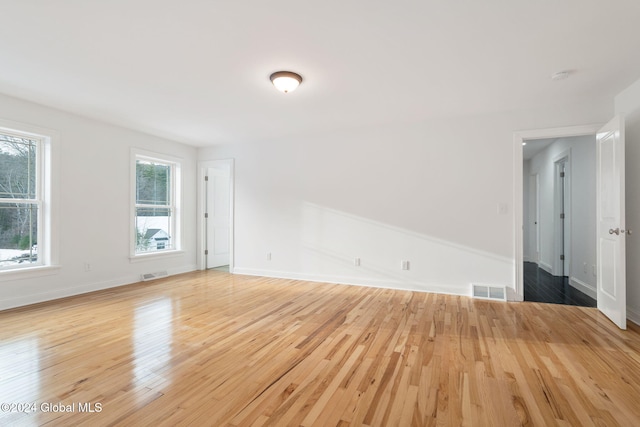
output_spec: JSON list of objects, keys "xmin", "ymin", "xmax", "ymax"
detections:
[
  {"xmin": 135, "ymin": 157, "xmax": 176, "ymax": 254},
  {"xmin": 0, "ymin": 133, "xmax": 40, "ymax": 269}
]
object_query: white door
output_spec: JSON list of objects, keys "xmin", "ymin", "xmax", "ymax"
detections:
[
  {"xmin": 206, "ymin": 166, "xmax": 231, "ymax": 268},
  {"xmin": 533, "ymin": 174, "xmax": 540, "ymax": 264},
  {"xmin": 596, "ymin": 115, "xmax": 626, "ymax": 329}
]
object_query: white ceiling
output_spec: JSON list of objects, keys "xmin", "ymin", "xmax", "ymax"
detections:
[
  {"xmin": 1, "ymin": 1, "xmax": 640, "ymax": 147},
  {"xmin": 523, "ymin": 138, "xmax": 556, "ymax": 160}
]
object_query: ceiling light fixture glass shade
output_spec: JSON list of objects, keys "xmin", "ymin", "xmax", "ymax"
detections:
[{"xmin": 270, "ymin": 71, "xmax": 302, "ymax": 93}]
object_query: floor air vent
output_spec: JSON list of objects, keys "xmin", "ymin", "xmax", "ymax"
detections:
[
  {"xmin": 472, "ymin": 284, "xmax": 507, "ymax": 301},
  {"xmin": 141, "ymin": 270, "xmax": 168, "ymax": 281}
]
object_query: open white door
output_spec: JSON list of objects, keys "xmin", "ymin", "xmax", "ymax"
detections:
[
  {"xmin": 596, "ymin": 115, "xmax": 626, "ymax": 329},
  {"xmin": 206, "ymin": 165, "xmax": 231, "ymax": 268}
]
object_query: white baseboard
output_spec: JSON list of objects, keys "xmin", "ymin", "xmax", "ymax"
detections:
[
  {"xmin": 539, "ymin": 261, "xmax": 553, "ymax": 274},
  {"xmin": 233, "ymin": 267, "xmax": 473, "ymax": 297},
  {"xmin": 506, "ymin": 286, "xmax": 524, "ymax": 302},
  {"xmin": 0, "ymin": 264, "xmax": 197, "ymax": 311},
  {"xmin": 627, "ymin": 306, "xmax": 640, "ymax": 326},
  {"xmin": 168, "ymin": 264, "xmax": 198, "ymax": 276},
  {"xmin": 569, "ymin": 276, "xmax": 596, "ymax": 299}
]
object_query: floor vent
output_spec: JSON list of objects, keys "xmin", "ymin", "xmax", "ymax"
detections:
[
  {"xmin": 472, "ymin": 284, "xmax": 507, "ymax": 301},
  {"xmin": 141, "ymin": 270, "xmax": 169, "ymax": 281}
]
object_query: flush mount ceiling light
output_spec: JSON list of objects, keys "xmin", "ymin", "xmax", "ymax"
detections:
[{"xmin": 270, "ymin": 71, "xmax": 302, "ymax": 93}]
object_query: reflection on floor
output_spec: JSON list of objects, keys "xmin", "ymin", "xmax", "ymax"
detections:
[{"xmin": 524, "ymin": 262, "xmax": 596, "ymax": 307}]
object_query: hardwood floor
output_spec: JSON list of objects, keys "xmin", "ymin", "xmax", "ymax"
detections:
[
  {"xmin": 1, "ymin": 271, "xmax": 639, "ymax": 426},
  {"xmin": 523, "ymin": 262, "xmax": 597, "ymax": 307}
]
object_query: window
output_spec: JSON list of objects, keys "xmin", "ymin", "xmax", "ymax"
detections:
[
  {"xmin": 133, "ymin": 152, "xmax": 181, "ymax": 256},
  {"xmin": 0, "ymin": 126, "xmax": 51, "ymax": 272}
]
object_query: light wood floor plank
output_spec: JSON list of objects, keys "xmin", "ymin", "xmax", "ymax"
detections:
[{"xmin": 1, "ymin": 270, "xmax": 640, "ymax": 426}]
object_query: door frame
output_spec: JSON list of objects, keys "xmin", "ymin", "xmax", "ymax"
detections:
[
  {"xmin": 534, "ymin": 173, "xmax": 540, "ymax": 265},
  {"xmin": 524, "ymin": 172, "xmax": 539, "ymax": 263},
  {"xmin": 553, "ymin": 151, "xmax": 571, "ymax": 277},
  {"xmin": 197, "ymin": 159, "xmax": 235, "ymax": 272},
  {"xmin": 513, "ymin": 124, "xmax": 601, "ymax": 300},
  {"xmin": 525, "ymin": 173, "xmax": 540, "ymax": 264}
]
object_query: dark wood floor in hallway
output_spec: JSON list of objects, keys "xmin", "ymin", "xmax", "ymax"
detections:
[
  {"xmin": 523, "ymin": 261, "xmax": 597, "ymax": 307},
  {"xmin": 1, "ymin": 270, "xmax": 638, "ymax": 426}
]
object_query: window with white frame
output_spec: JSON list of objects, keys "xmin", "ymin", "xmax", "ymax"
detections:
[
  {"xmin": 0, "ymin": 131, "xmax": 42, "ymax": 270},
  {"xmin": 133, "ymin": 152, "xmax": 180, "ymax": 256}
]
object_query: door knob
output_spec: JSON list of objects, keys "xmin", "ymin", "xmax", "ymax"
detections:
[{"xmin": 609, "ymin": 228, "xmax": 633, "ymax": 235}]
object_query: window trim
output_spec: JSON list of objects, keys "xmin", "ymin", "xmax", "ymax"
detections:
[
  {"xmin": 130, "ymin": 148, "xmax": 182, "ymax": 260},
  {"xmin": 0, "ymin": 119, "xmax": 59, "ymax": 277}
]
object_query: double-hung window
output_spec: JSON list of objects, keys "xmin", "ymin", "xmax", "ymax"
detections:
[
  {"xmin": 0, "ymin": 130, "xmax": 44, "ymax": 270},
  {"xmin": 132, "ymin": 151, "xmax": 181, "ymax": 256}
]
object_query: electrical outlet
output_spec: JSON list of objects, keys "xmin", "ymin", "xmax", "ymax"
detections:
[
  {"xmin": 583, "ymin": 262, "xmax": 587, "ymax": 274},
  {"xmin": 354, "ymin": 257, "xmax": 361, "ymax": 266},
  {"xmin": 266, "ymin": 252, "xmax": 272, "ymax": 261},
  {"xmin": 401, "ymin": 260, "xmax": 410, "ymax": 271},
  {"xmin": 84, "ymin": 262, "xmax": 91, "ymax": 272}
]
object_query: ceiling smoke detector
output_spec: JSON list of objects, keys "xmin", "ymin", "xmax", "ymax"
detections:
[{"xmin": 551, "ymin": 71, "xmax": 570, "ymax": 81}]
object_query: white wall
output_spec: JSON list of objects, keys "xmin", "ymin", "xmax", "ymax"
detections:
[
  {"xmin": 525, "ymin": 136, "xmax": 597, "ymax": 297},
  {"xmin": 0, "ymin": 93, "xmax": 198, "ymax": 310},
  {"xmin": 616, "ymin": 77, "xmax": 640, "ymax": 324},
  {"xmin": 200, "ymin": 100, "xmax": 611, "ymax": 297}
]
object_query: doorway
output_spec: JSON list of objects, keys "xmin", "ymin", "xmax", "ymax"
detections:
[
  {"xmin": 520, "ymin": 132, "xmax": 597, "ymax": 307},
  {"xmin": 198, "ymin": 159, "xmax": 234, "ymax": 272},
  {"xmin": 515, "ymin": 118, "xmax": 628, "ymax": 329}
]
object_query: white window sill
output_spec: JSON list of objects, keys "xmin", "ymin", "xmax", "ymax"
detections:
[
  {"xmin": 0, "ymin": 265, "xmax": 61, "ymax": 281},
  {"xmin": 129, "ymin": 250, "xmax": 185, "ymax": 263}
]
